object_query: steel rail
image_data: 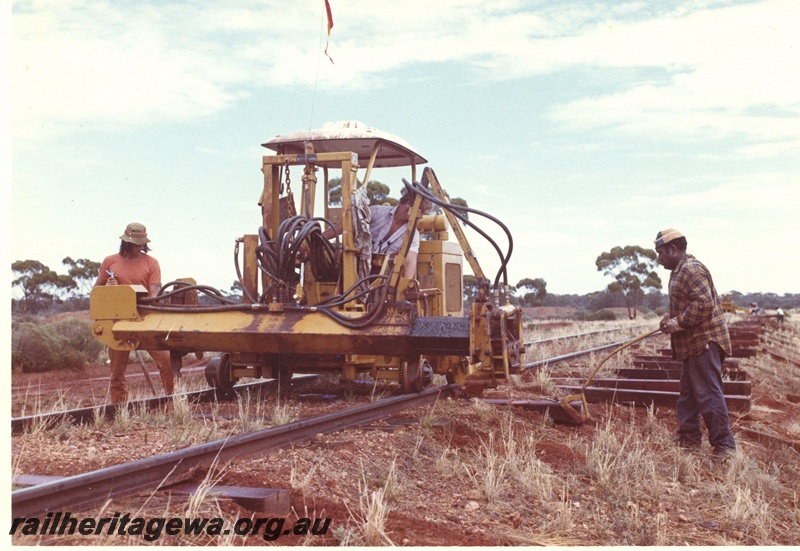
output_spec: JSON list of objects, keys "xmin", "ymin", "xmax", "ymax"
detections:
[
  {"xmin": 11, "ymin": 376, "xmax": 318, "ymax": 435},
  {"xmin": 524, "ymin": 324, "xmax": 651, "ymax": 347},
  {"xmin": 522, "ymin": 339, "xmax": 637, "ymax": 370},
  {"xmin": 12, "ymin": 384, "xmax": 456, "ymax": 518},
  {"xmin": 14, "ymin": 334, "xmax": 660, "ymax": 435},
  {"xmin": 10, "ymin": 363, "xmax": 210, "ymax": 398}
]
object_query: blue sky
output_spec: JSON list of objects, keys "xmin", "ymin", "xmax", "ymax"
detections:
[{"xmin": 8, "ymin": 0, "xmax": 800, "ymax": 297}]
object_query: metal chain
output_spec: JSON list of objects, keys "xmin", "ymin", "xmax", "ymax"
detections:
[{"xmin": 284, "ymin": 160, "xmax": 292, "ymax": 196}]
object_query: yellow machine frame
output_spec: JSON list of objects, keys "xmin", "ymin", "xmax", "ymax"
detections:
[{"xmin": 90, "ymin": 122, "xmax": 524, "ymax": 395}]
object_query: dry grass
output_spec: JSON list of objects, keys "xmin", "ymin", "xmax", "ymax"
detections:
[
  {"xmin": 464, "ymin": 431, "xmax": 509, "ymax": 502},
  {"xmin": 518, "ymin": 367, "xmax": 556, "ymax": 393},
  {"xmin": 290, "ymin": 459, "xmax": 319, "ymax": 493},
  {"xmin": 17, "ymin": 386, "xmax": 71, "ymax": 431},
  {"xmin": 269, "ymin": 401, "xmax": 300, "ymax": 427},
  {"xmin": 183, "ymin": 456, "xmax": 229, "ymax": 517},
  {"xmin": 335, "ymin": 461, "xmax": 396, "ymax": 546},
  {"xmin": 10, "ymin": 318, "xmax": 800, "ymax": 546}
]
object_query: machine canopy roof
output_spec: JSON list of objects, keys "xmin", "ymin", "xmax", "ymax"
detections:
[{"xmin": 262, "ymin": 121, "xmax": 427, "ymax": 168}]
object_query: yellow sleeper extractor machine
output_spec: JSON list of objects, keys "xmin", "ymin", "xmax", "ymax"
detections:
[{"xmin": 90, "ymin": 121, "xmax": 525, "ymax": 397}]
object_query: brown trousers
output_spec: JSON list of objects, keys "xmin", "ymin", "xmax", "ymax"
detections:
[{"xmin": 108, "ymin": 348, "xmax": 174, "ymax": 403}]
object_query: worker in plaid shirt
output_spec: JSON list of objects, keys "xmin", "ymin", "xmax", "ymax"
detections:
[{"xmin": 655, "ymin": 228, "xmax": 736, "ymax": 460}]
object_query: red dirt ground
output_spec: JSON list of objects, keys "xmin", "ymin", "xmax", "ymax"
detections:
[{"xmin": 10, "ymin": 316, "xmax": 800, "ymax": 546}]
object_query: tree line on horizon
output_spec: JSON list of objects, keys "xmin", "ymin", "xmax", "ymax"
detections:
[{"xmin": 13, "ymin": 252, "xmax": 797, "ymax": 319}]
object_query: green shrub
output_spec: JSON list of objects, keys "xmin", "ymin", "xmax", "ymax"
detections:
[
  {"xmin": 11, "ymin": 319, "xmax": 102, "ymax": 373},
  {"xmin": 48, "ymin": 318, "xmax": 105, "ymax": 360},
  {"xmin": 586, "ymin": 309, "xmax": 617, "ymax": 321}
]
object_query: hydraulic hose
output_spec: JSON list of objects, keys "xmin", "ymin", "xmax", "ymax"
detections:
[{"xmin": 402, "ymin": 178, "xmax": 513, "ymax": 292}]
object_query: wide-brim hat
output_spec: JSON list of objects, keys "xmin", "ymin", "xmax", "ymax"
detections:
[
  {"xmin": 654, "ymin": 228, "xmax": 683, "ymax": 248},
  {"xmin": 120, "ymin": 222, "xmax": 151, "ymax": 245}
]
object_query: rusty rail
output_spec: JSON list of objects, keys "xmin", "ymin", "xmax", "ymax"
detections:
[
  {"xmin": 11, "ymin": 376, "xmax": 319, "ymax": 435},
  {"xmin": 12, "ymin": 384, "xmax": 456, "ymax": 518},
  {"xmin": 522, "ymin": 335, "xmax": 661, "ymax": 370},
  {"xmin": 523, "ymin": 324, "xmax": 651, "ymax": 348}
]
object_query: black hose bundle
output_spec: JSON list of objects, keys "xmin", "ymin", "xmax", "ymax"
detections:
[
  {"xmin": 138, "ymin": 213, "xmax": 387, "ymax": 326},
  {"xmin": 139, "ymin": 280, "xmax": 255, "ymax": 313},
  {"xmin": 255, "ymin": 215, "xmax": 340, "ymax": 288},
  {"xmin": 401, "ymin": 176, "xmax": 513, "ymax": 292},
  {"xmin": 139, "ymin": 182, "xmax": 511, "ymax": 328},
  {"xmin": 143, "ymin": 281, "xmax": 238, "ymax": 305},
  {"xmin": 251, "ymin": 215, "xmax": 390, "ymax": 327}
]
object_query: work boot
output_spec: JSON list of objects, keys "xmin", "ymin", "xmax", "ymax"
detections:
[
  {"xmin": 673, "ymin": 436, "xmax": 701, "ymax": 451},
  {"xmin": 711, "ymin": 446, "xmax": 735, "ymax": 463}
]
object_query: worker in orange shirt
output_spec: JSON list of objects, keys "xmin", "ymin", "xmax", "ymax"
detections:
[{"xmin": 95, "ymin": 222, "xmax": 174, "ymax": 403}]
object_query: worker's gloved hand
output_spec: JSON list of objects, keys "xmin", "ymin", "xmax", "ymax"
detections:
[{"xmin": 660, "ymin": 316, "xmax": 681, "ymax": 334}]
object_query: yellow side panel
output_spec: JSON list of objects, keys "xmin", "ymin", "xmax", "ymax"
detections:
[
  {"xmin": 445, "ymin": 262, "xmax": 462, "ymax": 313},
  {"xmin": 90, "ymin": 285, "xmax": 143, "ymax": 320}
]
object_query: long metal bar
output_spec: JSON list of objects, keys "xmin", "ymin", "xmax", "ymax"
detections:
[
  {"xmin": 12, "ymin": 385, "xmax": 455, "ymax": 518},
  {"xmin": 558, "ymin": 328, "xmax": 662, "ymax": 423},
  {"xmin": 134, "ymin": 350, "xmax": 158, "ymax": 396},
  {"xmin": 481, "ymin": 399, "xmax": 585, "ymax": 424},
  {"xmin": 763, "ymin": 347, "xmax": 800, "ymax": 367},
  {"xmin": 738, "ymin": 426, "xmax": 800, "ymax": 454},
  {"xmin": 423, "ymin": 167, "xmax": 486, "ymax": 282},
  {"xmin": 633, "ymin": 356, "xmax": 740, "ymax": 369}
]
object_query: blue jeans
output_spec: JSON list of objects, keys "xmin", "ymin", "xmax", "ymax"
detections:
[{"xmin": 677, "ymin": 342, "xmax": 736, "ymax": 451}]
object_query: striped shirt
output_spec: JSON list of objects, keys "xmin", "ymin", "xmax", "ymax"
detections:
[
  {"xmin": 368, "ymin": 205, "xmax": 420, "ymax": 255},
  {"xmin": 668, "ymin": 254, "xmax": 732, "ymax": 360}
]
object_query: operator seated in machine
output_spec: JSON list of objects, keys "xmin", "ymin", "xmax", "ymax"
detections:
[{"xmin": 322, "ymin": 190, "xmax": 424, "ymax": 279}]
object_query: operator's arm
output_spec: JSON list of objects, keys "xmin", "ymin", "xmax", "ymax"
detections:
[
  {"xmin": 400, "ymin": 229, "xmax": 420, "ymax": 279},
  {"xmin": 147, "ymin": 258, "xmax": 163, "ymax": 299},
  {"xmin": 401, "ymin": 251, "xmax": 418, "ymax": 279}
]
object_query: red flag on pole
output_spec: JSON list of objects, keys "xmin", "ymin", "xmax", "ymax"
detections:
[{"xmin": 324, "ymin": 0, "xmax": 334, "ymax": 64}]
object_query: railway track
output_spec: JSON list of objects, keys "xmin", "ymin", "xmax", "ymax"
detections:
[
  {"xmin": 10, "ymin": 376, "xmax": 318, "ymax": 436},
  {"xmin": 11, "ymin": 326, "xmax": 648, "ymax": 434},
  {"xmin": 536, "ymin": 320, "xmax": 762, "ymax": 416},
  {"xmin": 12, "ymin": 321, "xmax": 770, "ymax": 519},
  {"xmin": 12, "ymin": 384, "xmax": 457, "ymax": 518},
  {"xmin": 522, "ymin": 337, "xmax": 655, "ymax": 370},
  {"xmin": 10, "ymin": 329, "xmax": 655, "ymax": 518},
  {"xmin": 12, "ymin": 322, "xmax": 757, "ymax": 436},
  {"xmin": 10, "ymin": 363, "xmax": 209, "ymax": 400},
  {"xmin": 523, "ymin": 323, "xmax": 651, "ymax": 347}
]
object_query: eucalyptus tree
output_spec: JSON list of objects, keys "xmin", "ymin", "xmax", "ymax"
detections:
[{"xmin": 595, "ymin": 246, "xmax": 662, "ymax": 319}]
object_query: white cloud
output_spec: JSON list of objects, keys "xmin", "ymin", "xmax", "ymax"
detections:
[
  {"xmin": 10, "ymin": 0, "xmax": 800, "ymax": 295},
  {"xmin": 737, "ymin": 139, "xmax": 800, "ymax": 158},
  {"xmin": 543, "ymin": 1, "xmax": 800, "ymax": 147},
  {"xmin": 621, "ymin": 171, "xmax": 800, "ymax": 214},
  {"xmin": 14, "ymin": 0, "xmax": 800, "ymax": 151},
  {"xmin": 13, "ymin": 0, "xmax": 306, "ymax": 142}
]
